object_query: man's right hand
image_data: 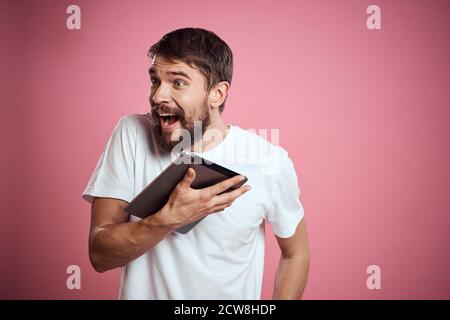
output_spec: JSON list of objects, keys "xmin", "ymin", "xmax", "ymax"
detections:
[
  {"xmin": 155, "ymin": 167, "xmax": 251, "ymax": 230},
  {"xmin": 89, "ymin": 167, "xmax": 251, "ymax": 272}
]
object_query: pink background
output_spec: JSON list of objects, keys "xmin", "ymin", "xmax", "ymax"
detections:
[{"xmin": 1, "ymin": 0, "xmax": 449, "ymax": 299}]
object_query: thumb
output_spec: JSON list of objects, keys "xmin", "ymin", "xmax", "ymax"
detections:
[{"xmin": 180, "ymin": 167, "xmax": 196, "ymax": 188}]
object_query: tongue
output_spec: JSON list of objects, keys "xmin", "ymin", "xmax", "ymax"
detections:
[{"xmin": 168, "ymin": 116, "xmax": 178, "ymax": 125}]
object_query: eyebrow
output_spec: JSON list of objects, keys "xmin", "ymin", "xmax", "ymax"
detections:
[{"xmin": 148, "ymin": 67, "xmax": 192, "ymax": 81}]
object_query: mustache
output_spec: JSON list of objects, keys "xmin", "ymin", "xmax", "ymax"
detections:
[{"xmin": 151, "ymin": 104, "xmax": 184, "ymax": 118}]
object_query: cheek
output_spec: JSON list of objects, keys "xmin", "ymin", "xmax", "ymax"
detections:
[{"xmin": 176, "ymin": 91, "xmax": 208, "ymax": 115}]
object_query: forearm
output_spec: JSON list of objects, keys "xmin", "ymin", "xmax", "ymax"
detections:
[
  {"xmin": 89, "ymin": 209, "xmax": 174, "ymax": 272},
  {"xmin": 272, "ymin": 254, "xmax": 310, "ymax": 300}
]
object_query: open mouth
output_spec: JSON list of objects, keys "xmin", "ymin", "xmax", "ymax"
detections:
[{"xmin": 156, "ymin": 112, "xmax": 181, "ymax": 131}]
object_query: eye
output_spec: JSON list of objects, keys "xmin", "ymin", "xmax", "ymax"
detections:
[
  {"xmin": 174, "ymin": 79, "xmax": 186, "ymax": 88},
  {"xmin": 150, "ymin": 78, "xmax": 159, "ymax": 86}
]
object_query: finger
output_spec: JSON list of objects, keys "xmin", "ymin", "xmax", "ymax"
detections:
[
  {"xmin": 208, "ymin": 204, "xmax": 230, "ymax": 214},
  {"xmin": 207, "ymin": 175, "xmax": 247, "ymax": 196},
  {"xmin": 212, "ymin": 184, "xmax": 251, "ymax": 206},
  {"xmin": 178, "ymin": 167, "xmax": 196, "ymax": 189}
]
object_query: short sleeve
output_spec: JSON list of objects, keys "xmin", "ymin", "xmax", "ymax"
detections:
[
  {"xmin": 81, "ymin": 116, "xmax": 136, "ymax": 204},
  {"xmin": 266, "ymin": 154, "xmax": 305, "ymax": 238}
]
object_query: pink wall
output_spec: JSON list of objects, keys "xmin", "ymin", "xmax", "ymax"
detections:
[{"xmin": 1, "ymin": 0, "xmax": 449, "ymax": 299}]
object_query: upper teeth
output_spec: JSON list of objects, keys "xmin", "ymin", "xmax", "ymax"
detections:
[{"xmin": 159, "ymin": 113, "xmax": 176, "ymax": 117}]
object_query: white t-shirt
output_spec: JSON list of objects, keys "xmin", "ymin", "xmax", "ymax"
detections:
[{"xmin": 82, "ymin": 113, "xmax": 305, "ymax": 300}]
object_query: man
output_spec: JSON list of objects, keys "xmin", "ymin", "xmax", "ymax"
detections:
[{"xmin": 82, "ymin": 27, "xmax": 310, "ymax": 299}]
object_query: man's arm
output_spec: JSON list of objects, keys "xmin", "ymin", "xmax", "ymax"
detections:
[
  {"xmin": 88, "ymin": 197, "xmax": 174, "ymax": 273},
  {"xmin": 88, "ymin": 168, "xmax": 250, "ymax": 273},
  {"xmin": 272, "ymin": 218, "xmax": 310, "ymax": 300}
]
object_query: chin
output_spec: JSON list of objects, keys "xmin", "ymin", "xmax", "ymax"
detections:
[{"xmin": 159, "ymin": 135, "xmax": 184, "ymax": 152}]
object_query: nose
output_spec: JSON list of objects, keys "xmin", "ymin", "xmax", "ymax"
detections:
[{"xmin": 150, "ymin": 83, "xmax": 171, "ymax": 105}]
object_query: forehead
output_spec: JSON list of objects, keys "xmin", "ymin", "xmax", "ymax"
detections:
[{"xmin": 150, "ymin": 55, "xmax": 198, "ymax": 77}]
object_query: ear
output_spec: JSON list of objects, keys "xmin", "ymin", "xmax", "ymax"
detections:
[{"xmin": 208, "ymin": 81, "xmax": 230, "ymax": 110}]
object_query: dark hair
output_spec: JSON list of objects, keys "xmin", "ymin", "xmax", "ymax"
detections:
[{"xmin": 148, "ymin": 27, "xmax": 233, "ymax": 113}]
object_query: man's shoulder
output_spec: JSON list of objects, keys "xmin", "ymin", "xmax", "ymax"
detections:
[
  {"xmin": 232, "ymin": 125, "xmax": 288, "ymax": 158},
  {"xmin": 230, "ymin": 125, "xmax": 289, "ymax": 175},
  {"xmin": 119, "ymin": 113, "xmax": 153, "ymax": 129}
]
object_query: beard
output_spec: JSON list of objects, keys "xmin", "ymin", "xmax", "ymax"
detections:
[{"xmin": 151, "ymin": 98, "xmax": 211, "ymax": 153}]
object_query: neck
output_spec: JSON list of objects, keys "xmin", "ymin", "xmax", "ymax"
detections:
[{"xmin": 191, "ymin": 114, "xmax": 229, "ymax": 153}]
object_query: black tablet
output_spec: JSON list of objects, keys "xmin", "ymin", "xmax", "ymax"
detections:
[{"xmin": 124, "ymin": 151, "xmax": 248, "ymax": 234}]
